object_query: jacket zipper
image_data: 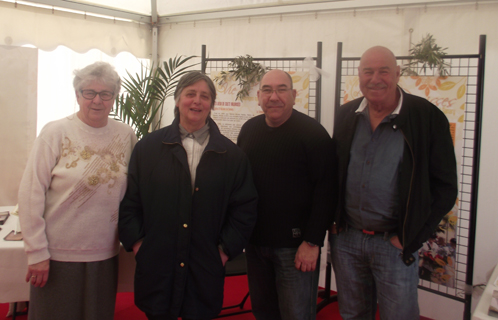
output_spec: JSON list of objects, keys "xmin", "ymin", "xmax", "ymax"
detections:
[{"xmin": 400, "ymin": 128, "xmax": 415, "ymax": 250}]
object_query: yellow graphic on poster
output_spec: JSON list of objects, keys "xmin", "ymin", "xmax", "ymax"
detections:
[
  {"xmin": 210, "ymin": 71, "xmax": 310, "ymax": 143},
  {"xmin": 343, "ymin": 75, "xmax": 467, "ymax": 288}
]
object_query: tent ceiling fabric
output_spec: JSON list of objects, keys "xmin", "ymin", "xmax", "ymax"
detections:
[
  {"xmin": 2, "ymin": 0, "xmax": 496, "ymax": 58},
  {"xmin": 10, "ymin": 0, "xmax": 349, "ymax": 19},
  {"xmin": 13, "ymin": 0, "xmax": 497, "ymax": 23},
  {"xmin": 66, "ymin": 0, "xmax": 348, "ymax": 16}
]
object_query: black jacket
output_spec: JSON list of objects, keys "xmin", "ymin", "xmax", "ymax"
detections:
[
  {"xmin": 333, "ymin": 89, "xmax": 458, "ymax": 264},
  {"xmin": 119, "ymin": 117, "xmax": 258, "ymax": 318}
]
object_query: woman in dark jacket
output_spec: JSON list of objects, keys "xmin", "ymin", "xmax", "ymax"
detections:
[{"xmin": 119, "ymin": 71, "xmax": 258, "ymax": 320}]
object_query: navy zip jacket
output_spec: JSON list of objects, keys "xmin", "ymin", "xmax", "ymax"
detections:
[{"xmin": 119, "ymin": 117, "xmax": 258, "ymax": 318}]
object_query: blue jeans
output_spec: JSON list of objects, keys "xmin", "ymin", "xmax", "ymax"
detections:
[
  {"xmin": 330, "ymin": 228, "xmax": 419, "ymax": 320},
  {"xmin": 246, "ymin": 244, "xmax": 319, "ymax": 320}
]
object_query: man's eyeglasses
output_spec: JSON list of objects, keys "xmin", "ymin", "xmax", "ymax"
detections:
[
  {"xmin": 80, "ymin": 90, "xmax": 115, "ymax": 101},
  {"xmin": 259, "ymin": 88, "xmax": 292, "ymax": 96}
]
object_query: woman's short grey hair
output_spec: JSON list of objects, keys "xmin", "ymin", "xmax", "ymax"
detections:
[
  {"xmin": 73, "ymin": 61, "xmax": 121, "ymax": 98},
  {"xmin": 174, "ymin": 71, "xmax": 216, "ymax": 118}
]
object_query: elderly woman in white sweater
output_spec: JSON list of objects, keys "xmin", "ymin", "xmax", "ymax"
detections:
[{"xmin": 18, "ymin": 61, "xmax": 137, "ymax": 320}]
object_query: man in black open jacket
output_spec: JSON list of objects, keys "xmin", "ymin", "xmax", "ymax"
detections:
[{"xmin": 330, "ymin": 46, "xmax": 458, "ymax": 320}]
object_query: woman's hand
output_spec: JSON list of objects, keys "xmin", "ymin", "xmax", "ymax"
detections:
[
  {"xmin": 219, "ymin": 247, "xmax": 229, "ymax": 267},
  {"xmin": 132, "ymin": 239, "xmax": 144, "ymax": 256},
  {"xmin": 26, "ymin": 259, "xmax": 50, "ymax": 287}
]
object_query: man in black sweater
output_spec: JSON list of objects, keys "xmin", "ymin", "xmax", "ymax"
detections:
[{"xmin": 237, "ymin": 69, "xmax": 335, "ymax": 320}]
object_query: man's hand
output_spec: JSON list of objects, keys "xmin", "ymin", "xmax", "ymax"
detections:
[
  {"xmin": 26, "ymin": 259, "xmax": 50, "ymax": 288},
  {"xmin": 390, "ymin": 235, "xmax": 403, "ymax": 249},
  {"xmin": 294, "ymin": 241, "xmax": 319, "ymax": 272}
]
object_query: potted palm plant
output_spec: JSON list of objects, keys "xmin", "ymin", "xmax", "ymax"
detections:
[{"xmin": 113, "ymin": 55, "xmax": 198, "ymax": 140}]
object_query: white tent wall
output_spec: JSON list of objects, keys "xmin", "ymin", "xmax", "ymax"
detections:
[
  {"xmin": 158, "ymin": 3, "xmax": 498, "ymax": 319},
  {"xmin": 0, "ymin": 0, "xmax": 497, "ymax": 318},
  {"xmin": 0, "ymin": 1, "xmax": 151, "ymax": 58}
]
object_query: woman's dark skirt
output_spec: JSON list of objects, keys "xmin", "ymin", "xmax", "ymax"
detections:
[{"xmin": 28, "ymin": 255, "xmax": 118, "ymax": 320}]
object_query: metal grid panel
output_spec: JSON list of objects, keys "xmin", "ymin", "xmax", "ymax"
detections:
[
  {"xmin": 337, "ymin": 54, "xmax": 481, "ymax": 303},
  {"xmin": 203, "ymin": 58, "xmax": 319, "ymax": 120}
]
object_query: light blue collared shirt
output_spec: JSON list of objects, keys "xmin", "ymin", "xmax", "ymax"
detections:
[{"xmin": 345, "ymin": 89, "xmax": 404, "ymax": 232}]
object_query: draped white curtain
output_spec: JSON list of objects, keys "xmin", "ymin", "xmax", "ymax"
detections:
[
  {"xmin": 0, "ymin": 46, "xmax": 37, "ymax": 206},
  {"xmin": 37, "ymin": 46, "xmax": 145, "ymax": 135},
  {"xmin": 0, "ymin": 1, "xmax": 151, "ymax": 58}
]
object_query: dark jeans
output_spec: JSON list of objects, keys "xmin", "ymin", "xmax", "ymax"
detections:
[{"xmin": 246, "ymin": 243, "xmax": 320, "ymax": 320}]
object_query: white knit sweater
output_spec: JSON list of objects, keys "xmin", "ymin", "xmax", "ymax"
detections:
[{"xmin": 18, "ymin": 114, "xmax": 137, "ymax": 265}]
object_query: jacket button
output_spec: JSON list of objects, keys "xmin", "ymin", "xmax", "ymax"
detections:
[
  {"xmin": 195, "ymin": 187, "xmax": 199, "ymax": 191},
  {"xmin": 180, "ymin": 262, "xmax": 185, "ymax": 267},
  {"xmin": 183, "ymin": 224, "xmax": 188, "ymax": 228}
]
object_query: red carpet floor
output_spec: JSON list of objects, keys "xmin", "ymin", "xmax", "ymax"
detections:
[{"xmin": 0, "ymin": 275, "xmax": 433, "ymax": 320}]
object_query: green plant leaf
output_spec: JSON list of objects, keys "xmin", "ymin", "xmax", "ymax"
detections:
[
  {"xmin": 213, "ymin": 55, "xmax": 266, "ymax": 101},
  {"xmin": 401, "ymin": 34, "xmax": 450, "ymax": 76}
]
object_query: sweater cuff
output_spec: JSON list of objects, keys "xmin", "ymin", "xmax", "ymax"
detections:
[{"xmin": 26, "ymin": 248, "xmax": 51, "ymax": 266}]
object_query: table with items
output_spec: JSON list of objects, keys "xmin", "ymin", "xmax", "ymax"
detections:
[
  {"xmin": 0, "ymin": 206, "xmax": 136, "ymax": 307},
  {"xmin": 472, "ymin": 262, "xmax": 498, "ymax": 320}
]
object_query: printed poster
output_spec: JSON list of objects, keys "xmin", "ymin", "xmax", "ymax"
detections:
[
  {"xmin": 210, "ymin": 71, "xmax": 310, "ymax": 143},
  {"xmin": 343, "ymin": 75, "xmax": 467, "ymax": 288}
]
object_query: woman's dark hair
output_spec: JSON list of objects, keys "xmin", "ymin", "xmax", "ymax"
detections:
[{"xmin": 173, "ymin": 71, "xmax": 216, "ymax": 118}]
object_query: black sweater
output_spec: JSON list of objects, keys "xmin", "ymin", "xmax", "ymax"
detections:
[{"xmin": 237, "ymin": 110, "xmax": 336, "ymax": 248}]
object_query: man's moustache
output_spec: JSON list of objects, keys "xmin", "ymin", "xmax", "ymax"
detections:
[{"xmin": 367, "ymin": 85, "xmax": 387, "ymax": 89}]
